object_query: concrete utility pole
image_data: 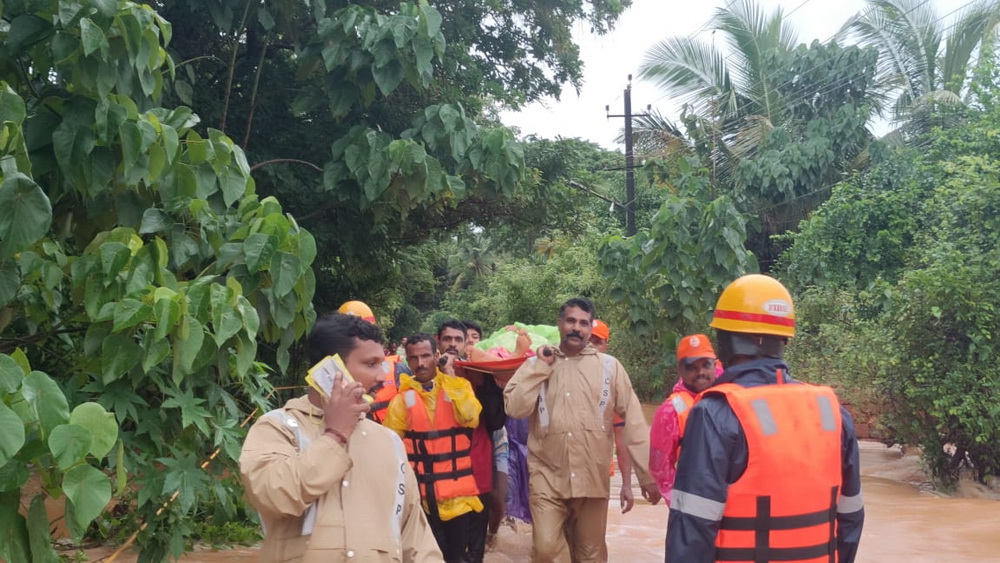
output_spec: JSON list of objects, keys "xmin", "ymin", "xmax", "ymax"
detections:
[{"xmin": 607, "ymin": 75, "xmax": 650, "ymax": 236}]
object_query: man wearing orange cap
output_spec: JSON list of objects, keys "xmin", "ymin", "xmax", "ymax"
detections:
[
  {"xmin": 649, "ymin": 334, "xmax": 720, "ymax": 504},
  {"xmin": 589, "ymin": 320, "xmax": 635, "ymax": 514}
]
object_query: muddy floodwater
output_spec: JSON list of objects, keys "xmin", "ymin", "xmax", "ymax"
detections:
[{"xmin": 82, "ymin": 440, "xmax": 1000, "ymax": 562}]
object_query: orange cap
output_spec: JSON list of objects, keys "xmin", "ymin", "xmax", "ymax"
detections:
[
  {"xmin": 591, "ymin": 319, "xmax": 610, "ymax": 341},
  {"xmin": 677, "ymin": 334, "xmax": 716, "ymax": 365}
]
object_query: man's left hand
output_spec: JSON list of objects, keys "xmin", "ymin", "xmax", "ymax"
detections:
[
  {"xmin": 640, "ymin": 482, "xmax": 662, "ymax": 505},
  {"xmin": 620, "ymin": 485, "xmax": 634, "ymax": 514}
]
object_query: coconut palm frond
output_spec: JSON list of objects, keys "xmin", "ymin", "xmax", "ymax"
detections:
[
  {"xmin": 638, "ymin": 36, "xmax": 734, "ymax": 118},
  {"xmin": 847, "ymin": 2, "xmax": 926, "ymax": 104},
  {"xmin": 713, "ymin": 0, "xmax": 796, "ymax": 121},
  {"xmin": 728, "ymin": 114, "xmax": 775, "ymax": 162},
  {"xmin": 629, "ymin": 110, "xmax": 693, "ymax": 157},
  {"xmin": 873, "ymin": 0, "xmax": 941, "ymax": 91},
  {"xmin": 941, "ymin": 1, "xmax": 1000, "ymax": 91}
]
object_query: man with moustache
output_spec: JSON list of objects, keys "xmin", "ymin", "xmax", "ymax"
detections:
[
  {"xmin": 385, "ymin": 333, "xmax": 483, "ymax": 562},
  {"xmin": 504, "ymin": 298, "xmax": 661, "ymax": 562},
  {"xmin": 649, "ymin": 334, "xmax": 720, "ymax": 503}
]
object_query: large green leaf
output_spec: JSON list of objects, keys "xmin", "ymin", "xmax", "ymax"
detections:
[
  {"xmin": 79, "ymin": 17, "xmax": 110, "ymax": 57},
  {"xmin": 26, "ymin": 495, "xmax": 59, "ymax": 562},
  {"xmin": 0, "ymin": 460, "xmax": 29, "ymax": 493},
  {"xmin": 101, "ymin": 334, "xmax": 142, "ymax": 383},
  {"xmin": 62, "ymin": 465, "xmax": 111, "ymax": 533},
  {"xmin": 139, "ymin": 208, "xmax": 173, "ymax": 234},
  {"xmin": 174, "ymin": 315, "xmax": 205, "ymax": 377},
  {"xmin": 112, "ymin": 298, "xmax": 153, "ymax": 331},
  {"xmin": 270, "ymin": 251, "xmax": 301, "ymax": 298},
  {"xmin": 69, "ymin": 402, "xmax": 119, "ymax": 458},
  {"xmin": 244, "ymin": 233, "xmax": 277, "ymax": 273},
  {"xmin": 0, "ymin": 491, "xmax": 30, "ymax": 563},
  {"xmin": 372, "ymin": 60, "xmax": 404, "ymax": 96},
  {"xmin": 6, "ymin": 15, "xmax": 53, "ymax": 54},
  {"xmin": 152, "ymin": 295, "xmax": 180, "ymax": 342},
  {"xmin": 0, "ymin": 173, "xmax": 52, "ymax": 259},
  {"xmin": 0, "ymin": 403, "xmax": 25, "ymax": 466},
  {"xmin": 0, "ymin": 84, "xmax": 26, "ymax": 125},
  {"xmin": 20, "ymin": 371, "xmax": 70, "ymax": 437},
  {"xmin": 0, "ymin": 354, "xmax": 22, "ymax": 394},
  {"xmin": 48, "ymin": 423, "xmax": 93, "ymax": 470}
]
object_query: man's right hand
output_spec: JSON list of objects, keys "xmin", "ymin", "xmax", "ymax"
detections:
[
  {"xmin": 536, "ymin": 346, "xmax": 555, "ymax": 365},
  {"xmin": 322, "ymin": 370, "xmax": 370, "ymax": 442}
]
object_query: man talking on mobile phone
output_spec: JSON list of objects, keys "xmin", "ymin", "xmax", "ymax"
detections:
[{"xmin": 239, "ymin": 313, "xmax": 442, "ymax": 562}]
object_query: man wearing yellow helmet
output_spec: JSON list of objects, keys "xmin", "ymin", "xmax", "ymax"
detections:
[{"xmin": 665, "ymin": 275, "xmax": 864, "ymax": 563}]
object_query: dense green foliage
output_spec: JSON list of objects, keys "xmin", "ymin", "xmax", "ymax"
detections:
[
  {"xmin": 152, "ymin": 0, "xmax": 628, "ymax": 323},
  {"xmin": 0, "ymin": 0, "xmax": 633, "ymax": 558},
  {"xmin": 598, "ymin": 158, "xmax": 754, "ymax": 358},
  {"xmin": 0, "ymin": 353, "xmax": 119, "ymax": 562},
  {"xmin": 0, "ymin": 1, "xmax": 318, "ymax": 559},
  {"xmin": 638, "ymin": 1, "xmax": 880, "ymax": 267},
  {"xmin": 780, "ymin": 57, "xmax": 1000, "ymax": 485}
]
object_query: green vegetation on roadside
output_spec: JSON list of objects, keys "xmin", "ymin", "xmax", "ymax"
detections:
[{"xmin": 2, "ymin": 0, "xmax": 999, "ymax": 559}]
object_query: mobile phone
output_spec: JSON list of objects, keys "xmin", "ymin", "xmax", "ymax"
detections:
[{"xmin": 305, "ymin": 354, "xmax": 374, "ymax": 404}]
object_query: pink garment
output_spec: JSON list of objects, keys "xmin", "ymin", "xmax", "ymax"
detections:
[
  {"xmin": 649, "ymin": 378, "xmax": 694, "ymax": 506},
  {"xmin": 487, "ymin": 346, "xmax": 512, "ymax": 359}
]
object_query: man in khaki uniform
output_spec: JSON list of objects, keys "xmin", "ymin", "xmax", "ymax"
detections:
[
  {"xmin": 240, "ymin": 313, "xmax": 443, "ymax": 562},
  {"xmin": 504, "ymin": 298, "xmax": 661, "ymax": 562}
]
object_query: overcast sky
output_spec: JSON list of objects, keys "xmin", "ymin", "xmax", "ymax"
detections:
[{"xmin": 499, "ymin": 0, "xmax": 973, "ymax": 149}]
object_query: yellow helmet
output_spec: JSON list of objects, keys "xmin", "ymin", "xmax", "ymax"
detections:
[
  {"xmin": 710, "ymin": 274, "xmax": 795, "ymax": 338},
  {"xmin": 337, "ymin": 300, "xmax": 376, "ymax": 324}
]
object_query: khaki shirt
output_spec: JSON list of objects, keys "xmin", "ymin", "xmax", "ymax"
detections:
[
  {"xmin": 240, "ymin": 396, "xmax": 443, "ymax": 562},
  {"xmin": 504, "ymin": 346, "xmax": 654, "ymax": 499}
]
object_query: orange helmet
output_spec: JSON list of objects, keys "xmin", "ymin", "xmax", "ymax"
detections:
[
  {"xmin": 338, "ymin": 300, "xmax": 376, "ymax": 324},
  {"xmin": 710, "ymin": 275, "xmax": 795, "ymax": 338}
]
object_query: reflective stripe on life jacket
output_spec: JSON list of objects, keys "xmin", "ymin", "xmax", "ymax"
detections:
[
  {"xmin": 668, "ymin": 391, "xmax": 695, "ymax": 436},
  {"xmin": 401, "ymin": 388, "xmax": 478, "ymax": 510},
  {"xmin": 704, "ymin": 380, "xmax": 844, "ymax": 562}
]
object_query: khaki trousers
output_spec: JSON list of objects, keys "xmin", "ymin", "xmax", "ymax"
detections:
[{"xmin": 530, "ymin": 494, "xmax": 608, "ymax": 563}]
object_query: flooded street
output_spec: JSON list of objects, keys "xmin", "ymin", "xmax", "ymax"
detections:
[{"xmin": 83, "ymin": 440, "xmax": 1000, "ymax": 562}]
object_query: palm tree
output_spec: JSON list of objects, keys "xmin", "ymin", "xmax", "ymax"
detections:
[
  {"xmin": 637, "ymin": 0, "xmax": 799, "ymax": 183},
  {"xmin": 636, "ymin": 0, "xmax": 883, "ymax": 269},
  {"xmin": 842, "ymin": 0, "xmax": 1000, "ymax": 132}
]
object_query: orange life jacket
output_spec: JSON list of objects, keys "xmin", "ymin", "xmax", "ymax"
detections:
[
  {"xmin": 707, "ymin": 377, "xmax": 843, "ymax": 562},
  {"xmin": 369, "ymin": 356, "xmax": 404, "ymax": 424},
  {"xmin": 369, "ymin": 381, "xmax": 397, "ymax": 424},
  {"xmin": 401, "ymin": 387, "xmax": 479, "ymax": 507},
  {"xmin": 668, "ymin": 391, "xmax": 696, "ymax": 436}
]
